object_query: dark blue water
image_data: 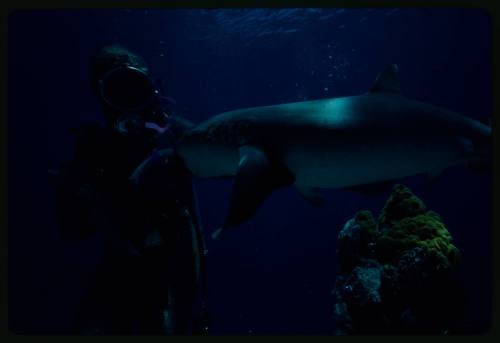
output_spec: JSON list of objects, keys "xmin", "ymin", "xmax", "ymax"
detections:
[{"xmin": 8, "ymin": 8, "xmax": 491, "ymax": 334}]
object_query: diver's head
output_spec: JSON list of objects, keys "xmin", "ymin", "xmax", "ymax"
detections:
[{"xmin": 89, "ymin": 45, "xmax": 169, "ymax": 136}]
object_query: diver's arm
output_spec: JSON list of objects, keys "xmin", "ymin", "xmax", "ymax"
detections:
[{"xmin": 55, "ymin": 127, "xmax": 107, "ymax": 240}]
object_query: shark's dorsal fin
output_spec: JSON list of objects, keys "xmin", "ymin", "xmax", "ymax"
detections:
[{"xmin": 369, "ymin": 64, "xmax": 401, "ymax": 94}]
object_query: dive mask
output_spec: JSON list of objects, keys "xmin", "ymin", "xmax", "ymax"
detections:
[{"xmin": 99, "ymin": 65, "xmax": 159, "ymax": 113}]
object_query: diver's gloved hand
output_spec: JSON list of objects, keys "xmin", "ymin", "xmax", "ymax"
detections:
[
  {"xmin": 76, "ymin": 183, "xmax": 101, "ymax": 203},
  {"xmin": 129, "ymin": 148, "xmax": 174, "ymax": 187}
]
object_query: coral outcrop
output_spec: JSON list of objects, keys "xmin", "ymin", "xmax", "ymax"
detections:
[{"xmin": 333, "ymin": 184, "xmax": 463, "ymax": 334}]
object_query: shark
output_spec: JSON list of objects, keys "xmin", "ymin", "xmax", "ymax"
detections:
[{"xmin": 175, "ymin": 64, "xmax": 491, "ymax": 239}]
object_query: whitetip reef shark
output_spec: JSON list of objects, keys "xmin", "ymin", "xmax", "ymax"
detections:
[{"xmin": 175, "ymin": 64, "xmax": 491, "ymax": 239}]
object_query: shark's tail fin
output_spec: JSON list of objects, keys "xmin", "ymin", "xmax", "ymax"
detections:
[
  {"xmin": 465, "ymin": 158, "xmax": 491, "ymax": 173},
  {"xmin": 464, "ymin": 123, "xmax": 492, "ymax": 173},
  {"xmin": 461, "ymin": 117, "xmax": 491, "ymax": 173}
]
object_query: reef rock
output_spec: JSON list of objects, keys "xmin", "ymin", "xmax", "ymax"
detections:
[
  {"xmin": 337, "ymin": 210, "xmax": 377, "ymax": 273},
  {"xmin": 332, "ymin": 184, "xmax": 462, "ymax": 334},
  {"xmin": 332, "ymin": 259, "xmax": 386, "ymax": 334}
]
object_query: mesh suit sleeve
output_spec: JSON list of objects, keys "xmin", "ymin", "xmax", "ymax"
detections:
[{"xmin": 55, "ymin": 127, "xmax": 107, "ymax": 240}]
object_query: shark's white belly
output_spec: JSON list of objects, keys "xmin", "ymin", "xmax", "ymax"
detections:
[{"xmin": 283, "ymin": 138, "xmax": 462, "ymax": 188}]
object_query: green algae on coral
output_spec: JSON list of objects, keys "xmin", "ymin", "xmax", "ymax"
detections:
[
  {"xmin": 374, "ymin": 185, "xmax": 459, "ymax": 266},
  {"xmin": 378, "ymin": 184, "xmax": 427, "ymax": 228}
]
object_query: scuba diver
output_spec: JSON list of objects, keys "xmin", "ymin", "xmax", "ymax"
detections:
[{"xmin": 53, "ymin": 45, "xmax": 208, "ymax": 334}]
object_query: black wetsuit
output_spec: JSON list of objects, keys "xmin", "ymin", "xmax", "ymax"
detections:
[{"xmin": 55, "ymin": 116, "xmax": 207, "ymax": 334}]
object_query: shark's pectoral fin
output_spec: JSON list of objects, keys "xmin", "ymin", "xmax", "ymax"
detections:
[
  {"xmin": 295, "ymin": 184, "xmax": 325, "ymax": 207},
  {"xmin": 222, "ymin": 145, "xmax": 295, "ymax": 231}
]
